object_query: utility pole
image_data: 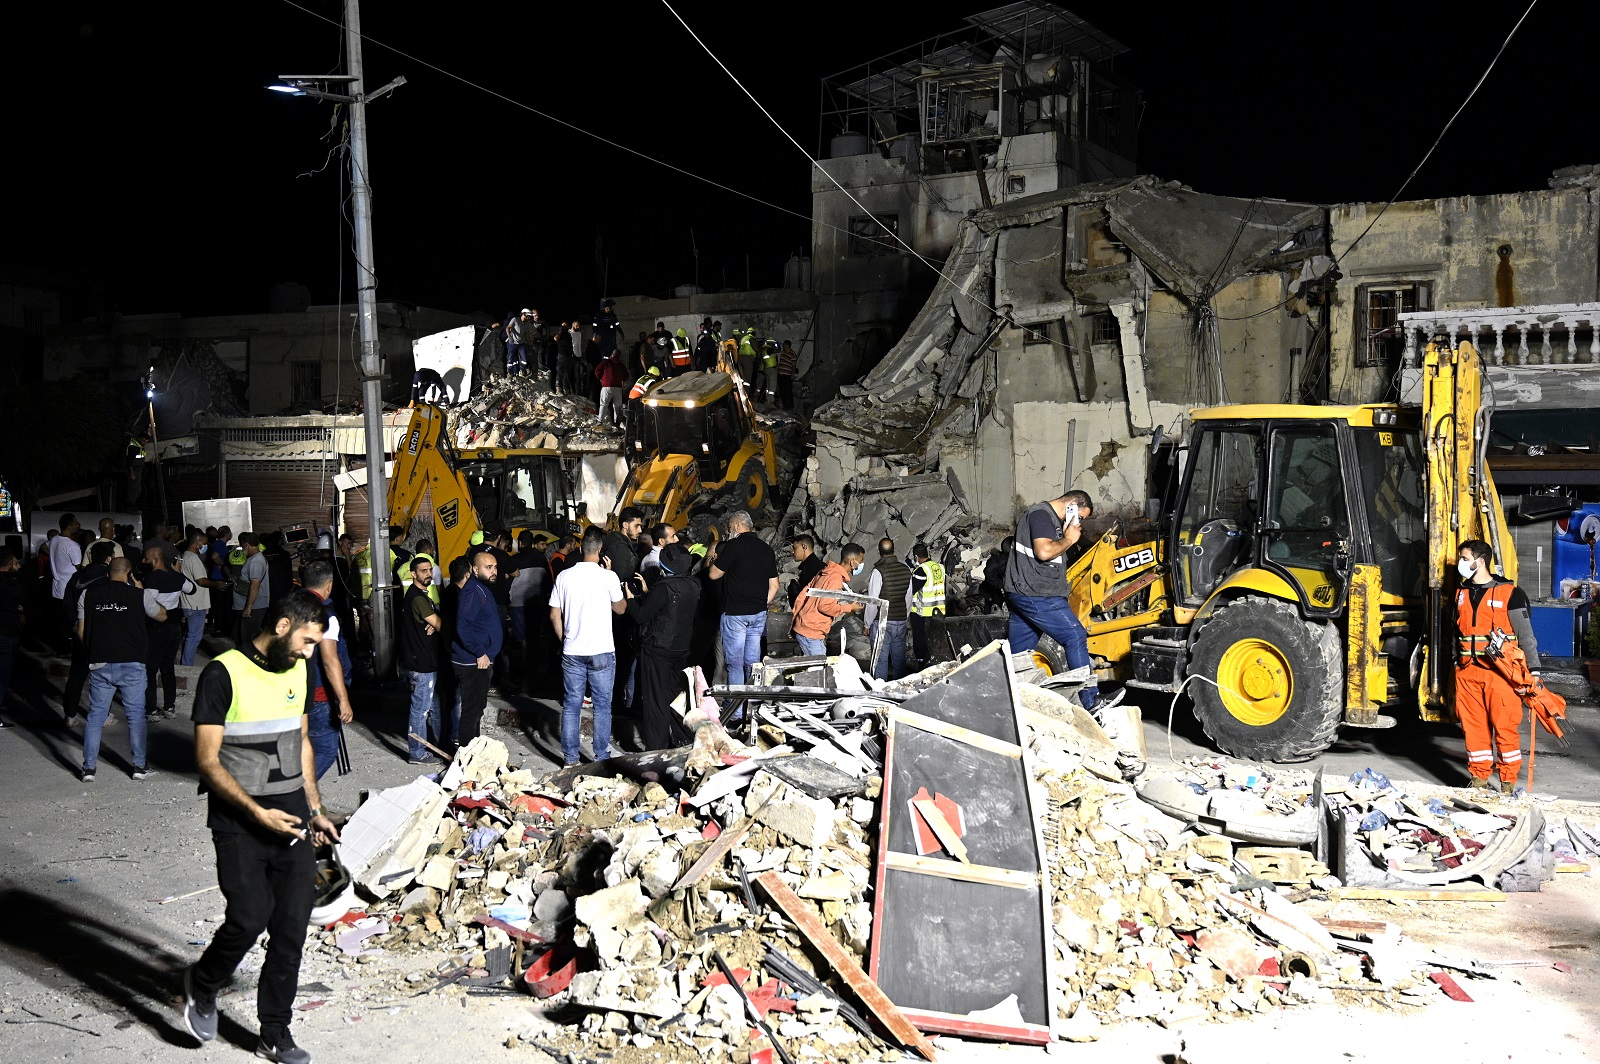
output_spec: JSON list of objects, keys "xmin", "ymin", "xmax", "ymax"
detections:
[
  {"xmin": 271, "ymin": 2, "xmax": 407, "ymax": 679},
  {"xmin": 343, "ymin": 0, "xmax": 396, "ymax": 680}
]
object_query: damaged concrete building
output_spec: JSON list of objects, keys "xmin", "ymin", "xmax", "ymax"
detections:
[
  {"xmin": 803, "ymin": 175, "xmax": 1332, "ymax": 556},
  {"xmin": 811, "ymin": 2, "xmax": 1141, "ymax": 400}
]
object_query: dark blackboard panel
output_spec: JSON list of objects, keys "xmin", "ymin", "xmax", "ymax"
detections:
[
  {"xmin": 885, "ymin": 723, "xmax": 1039, "ymax": 873},
  {"xmin": 897, "ymin": 645, "xmax": 1020, "ymax": 746},
  {"xmin": 871, "ymin": 867, "xmax": 1049, "ymax": 1027}
]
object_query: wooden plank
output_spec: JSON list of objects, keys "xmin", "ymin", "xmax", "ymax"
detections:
[
  {"xmin": 1331, "ymin": 887, "xmax": 1507, "ymax": 903},
  {"xmin": 882, "ymin": 851, "xmax": 1035, "ymax": 889},
  {"xmin": 754, "ymin": 872, "xmax": 938, "ymax": 1062},
  {"xmin": 1314, "ymin": 917, "xmax": 1393, "ymax": 938},
  {"xmin": 672, "ymin": 818, "xmax": 752, "ymax": 891},
  {"xmin": 912, "ymin": 800, "xmax": 969, "ymax": 863},
  {"xmin": 898, "ymin": 1008, "xmax": 1051, "ymax": 1047},
  {"xmin": 892, "ymin": 708, "xmax": 1022, "ymax": 759}
]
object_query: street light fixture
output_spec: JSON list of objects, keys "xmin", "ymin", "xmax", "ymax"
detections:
[{"xmin": 268, "ymin": 4, "xmax": 406, "ymax": 681}]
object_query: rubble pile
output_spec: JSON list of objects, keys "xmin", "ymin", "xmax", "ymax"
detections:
[
  {"xmin": 302, "ymin": 649, "xmax": 1510, "ymax": 1057},
  {"xmin": 450, "ymin": 374, "xmax": 617, "ymax": 452},
  {"xmin": 1021, "ymin": 698, "xmax": 1443, "ymax": 1035}
]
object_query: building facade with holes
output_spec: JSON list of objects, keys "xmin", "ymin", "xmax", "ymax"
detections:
[
  {"xmin": 809, "ymin": 3, "xmax": 1141, "ymax": 402},
  {"xmin": 1325, "ymin": 165, "xmax": 1600, "ymax": 404}
]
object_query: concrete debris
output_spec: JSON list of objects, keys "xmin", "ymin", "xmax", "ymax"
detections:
[{"xmin": 316, "ymin": 652, "xmax": 1466, "ymax": 1061}]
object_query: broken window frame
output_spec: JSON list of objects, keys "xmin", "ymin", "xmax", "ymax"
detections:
[
  {"xmin": 1354, "ymin": 281, "xmax": 1433, "ymax": 369},
  {"xmin": 848, "ymin": 213, "xmax": 902, "ymax": 257},
  {"xmin": 290, "ymin": 360, "xmax": 322, "ymax": 406}
]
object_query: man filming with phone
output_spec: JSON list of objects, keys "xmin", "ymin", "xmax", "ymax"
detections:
[{"xmin": 1003, "ymin": 489, "xmax": 1102, "ymax": 710}]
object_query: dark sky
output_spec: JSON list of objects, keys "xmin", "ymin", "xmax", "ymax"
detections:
[{"xmin": 10, "ymin": 1, "xmax": 1595, "ymax": 322}]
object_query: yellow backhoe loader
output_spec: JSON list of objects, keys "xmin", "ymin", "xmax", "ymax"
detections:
[
  {"xmin": 1061, "ymin": 336, "xmax": 1510, "ymax": 762},
  {"xmin": 387, "ymin": 403, "xmax": 585, "ymax": 566},
  {"xmin": 615, "ymin": 369, "xmax": 778, "ymax": 533}
]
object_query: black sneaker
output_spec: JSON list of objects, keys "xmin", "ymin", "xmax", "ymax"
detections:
[
  {"xmin": 181, "ymin": 967, "xmax": 217, "ymax": 1043},
  {"xmin": 407, "ymin": 755, "xmax": 442, "ymax": 767},
  {"xmin": 256, "ymin": 1029, "xmax": 311, "ymax": 1064},
  {"xmin": 131, "ymin": 765, "xmax": 151, "ymax": 781},
  {"xmin": 162, "ymin": 705, "xmax": 178, "ymax": 719},
  {"xmin": 80, "ymin": 767, "xmax": 96, "ymax": 783}
]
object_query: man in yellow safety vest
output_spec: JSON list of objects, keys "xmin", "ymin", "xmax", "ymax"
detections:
[{"xmin": 908, "ymin": 541, "xmax": 945, "ymax": 668}]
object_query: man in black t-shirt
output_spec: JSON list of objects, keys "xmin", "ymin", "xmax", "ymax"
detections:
[
  {"xmin": 182, "ymin": 591, "xmax": 337, "ymax": 1064},
  {"xmin": 78, "ymin": 557, "xmax": 164, "ymax": 780},
  {"xmin": 603, "ymin": 507, "xmax": 645, "ymax": 710},
  {"xmin": 400, "ymin": 557, "xmax": 446, "ymax": 764},
  {"xmin": 141, "ymin": 541, "xmax": 196, "ymax": 721},
  {"xmin": 708, "ymin": 510, "xmax": 779, "ymax": 687}
]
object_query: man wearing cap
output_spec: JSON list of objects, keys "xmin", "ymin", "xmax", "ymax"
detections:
[{"xmin": 505, "ymin": 309, "xmax": 536, "ymax": 376}]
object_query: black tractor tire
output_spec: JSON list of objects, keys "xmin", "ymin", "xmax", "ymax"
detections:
[
  {"xmin": 1028, "ymin": 636, "xmax": 1069, "ymax": 677},
  {"xmin": 730, "ymin": 462, "xmax": 770, "ymax": 513},
  {"xmin": 1187, "ymin": 595, "xmax": 1343, "ymax": 763}
]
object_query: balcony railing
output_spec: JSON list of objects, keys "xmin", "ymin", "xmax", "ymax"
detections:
[{"xmin": 1398, "ymin": 303, "xmax": 1600, "ymax": 367}]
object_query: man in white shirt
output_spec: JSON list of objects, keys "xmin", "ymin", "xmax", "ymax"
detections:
[
  {"xmin": 82, "ymin": 517, "xmax": 124, "ymax": 568},
  {"xmin": 47, "ymin": 513, "xmax": 83, "ymax": 650},
  {"xmin": 179, "ymin": 531, "xmax": 222, "ymax": 666},
  {"xmin": 549, "ymin": 526, "xmax": 626, "ymax": 766}
]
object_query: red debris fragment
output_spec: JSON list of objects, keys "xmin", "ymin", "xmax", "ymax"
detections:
[
  {"xmin": 1258, "ymin": 956, "xmax": 1281, "ymax": 978},
  {"xmin": 1430, "ymin": 972, "xmax": 1473, "ymax": 1002},
  {"xmin": 704, "ymin": 966, "xmax": 752, "ymax": 989}
]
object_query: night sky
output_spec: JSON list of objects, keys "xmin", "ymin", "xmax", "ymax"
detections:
[{"xmin": 10, "ymin": 1, "xmax": 1596, "ymax": 324}]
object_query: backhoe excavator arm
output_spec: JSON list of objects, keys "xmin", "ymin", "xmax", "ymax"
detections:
[{"xmin": 387, "ymin": 404, "xmax": 482, "ymax": 567}]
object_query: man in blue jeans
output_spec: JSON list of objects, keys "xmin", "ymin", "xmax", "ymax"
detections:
[
  {"xmin": 709, "ymin": 510, "xmax": 779, "ymax": 688},
  {"xmin": 179, "ymin": 531, "xmax": 221, "ymax": 666},
  {"xmin": 1004, "ymin": 490, "xmax": 1101, "ymax": 710},
  {"xmin": 300, "ymin": 560, "xmax": 353, "ymax": 778},
  {"xmin": 549, "ymin": 526, "xmax": 625, "ymax": 765},
  {"xmin": 398, "ymin": 557, "xmax": 445, "ymax": 765},
  {"xmin": 78, "ymin": 558, "xmax": 164, "ymax": 780}
]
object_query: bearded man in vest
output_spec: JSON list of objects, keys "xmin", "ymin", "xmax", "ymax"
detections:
[
  {"xmin": 1454, "ymin": 538, "xmax": 1541, "ymax": 793},
  {"xmin": 181, "ymin": 590, "xmax": 338, "ymax": 1064}
]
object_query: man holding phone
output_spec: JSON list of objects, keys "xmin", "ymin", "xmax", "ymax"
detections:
[
  {"xmin": 1003, "ymin": 489, "xmax": 1100, "ymax": 710},
  {"xmin": 183, "ymin": 591, "xmax": 339, "ymax": 1064}
]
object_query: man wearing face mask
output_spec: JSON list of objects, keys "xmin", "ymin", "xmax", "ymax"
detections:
[
  {"xmin": 1454, "ymin": 539, "xmax": 1540, "ymax": 793},
  {"xmin": 790, "ymin": 543, "xmax": 866, "ymax": 657},
  {"xmin": 181, "ymin": 590, "xmax": 339, "ymax": 1064}
]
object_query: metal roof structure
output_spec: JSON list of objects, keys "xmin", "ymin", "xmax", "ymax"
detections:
[{"xmin": 819, "ymin": 2, "xmax": 1130, "ymax": 155}]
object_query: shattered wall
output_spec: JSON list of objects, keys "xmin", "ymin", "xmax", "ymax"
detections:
[
  {"xmin": 798, "ymin": 176, "xmax": 1325, "ymax": 597},
  {"xmin": 1327, "ymin": 174, "xmax": 1600, "ymax": 404}
]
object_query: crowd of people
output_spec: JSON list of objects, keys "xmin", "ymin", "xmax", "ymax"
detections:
[{"xmin": 481, "ymin": 300, "xmax": 804, "ymax": 418}]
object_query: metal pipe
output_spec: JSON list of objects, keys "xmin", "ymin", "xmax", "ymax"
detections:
[{"xmin": 345, "ymin": 0, "xmax": 395, "ymax": 679}]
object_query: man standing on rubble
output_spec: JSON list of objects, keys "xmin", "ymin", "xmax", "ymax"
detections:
[
  {"xmin": 791, "ymin": 543, "xmax": 865, "ymax": 657},
  {"xmin": 694, "ymin": 319, "xmax": 719, "ymax": 372},
  {"xmin": 907, "ymin": 543, "xmax": 946, "ymax": 669},
  {"xmin": 628, "ymin": 542, "xmax": 700, "ymax": 749},
  {"xmin": 709, "ymin": 510, "xmax": 779, "ymax": 691},
  {"xmin": 182, "ymin": 590, "xmax": 340, "ymax": 1064},
  {"xmin": 550, "ymin": 526, "xmax": 626, "ymax": 765},
  {"xmin": 450, "ymin": 548, "xmax": 501, "ymax": 749},
  {"xmin": 595, "ymin": 348, "xmax": 628, "ymax": 427},
  {"xmin": 864, "ymin": 537, "xmax": 911, "ymax": 680},
  {"xmin": 1003, "ymin": 490, "xmax": 1100, "ymax": 710},
  {"xmin": 1454, "ymin": 538, "xmax": 1541, "ymax": 792},
  {"xmin": 505, "ymin": 309, "xmax": 531, "ymax": 376}
]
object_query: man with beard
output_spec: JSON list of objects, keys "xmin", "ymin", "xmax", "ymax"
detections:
[
  {"xmin": 181, "ymin": 591, "xmax": 339, "ymax": 1064},
  {"xmin": 450, "ymin": 548, "xmax": 501, "ymax": 747}
]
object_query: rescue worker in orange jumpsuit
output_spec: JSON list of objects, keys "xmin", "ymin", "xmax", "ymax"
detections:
[{"xmin": 1454, "ymin": 538, "xmax": 1541, "ymax": 793}]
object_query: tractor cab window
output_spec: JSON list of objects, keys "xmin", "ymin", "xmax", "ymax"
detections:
[
  {"xmin": 1354, "ymin": 428, "xmax": 1426, "ymax": 598},
  {"xmin": 1264, "ymin": 425, "xmax": 1348, "ymax": 598},
  {"xmin": 1175, "ymin": 427, "xmax": 1260, "ymax": 606},
  {"xmin": 501, "ymin": 454, "xmax": 570, "ymax": 534},
  {"xmin": 459, "ymin": 460, "xmax": 504, "ymax": 530}
]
